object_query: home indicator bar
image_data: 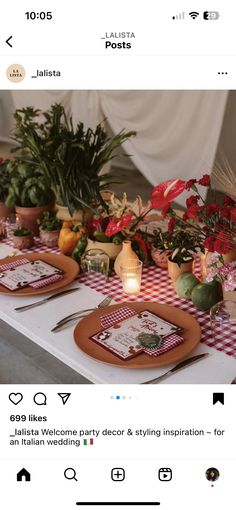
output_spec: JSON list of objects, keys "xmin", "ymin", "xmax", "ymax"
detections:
[{"xmin": 76, "ymin": 504, "xmax": 161, "ymax": 506}]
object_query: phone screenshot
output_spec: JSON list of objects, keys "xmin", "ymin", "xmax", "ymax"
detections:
[{"xmin": 0, "ymin": 1, "xmax": 235, "ymax": 508}]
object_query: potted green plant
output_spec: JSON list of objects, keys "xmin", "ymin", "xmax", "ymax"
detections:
[
  {"xmin": 38, "ymin": 211, "xmax": 62, "ymax": 247},
  {"xmin": 12, "ymin": 227, "xmax": 34, "ymax": 250},
  {"xmin": 152, "ymin": 226, "xmax": 202, "ymax": 282},
  {"xmin": 5, "ymin": 160, "xmax": 54, "ymax": 235},
  {"xmin": 10, "ymin": 104, "xmax": 136, "ymax": 220},
  {"xmin": 0, "ymin": 158, "xmax": 14, "ymax": 220}
]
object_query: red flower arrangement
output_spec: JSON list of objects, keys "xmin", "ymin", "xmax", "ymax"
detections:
[{"xmin": 155, "ymin": 174, "xmax": 236, "ymax": 255}]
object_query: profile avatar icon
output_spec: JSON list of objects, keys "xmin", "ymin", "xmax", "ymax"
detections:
[{"xmin": 205, "ymin": 467, "xmax": 220, "ymax": 482}]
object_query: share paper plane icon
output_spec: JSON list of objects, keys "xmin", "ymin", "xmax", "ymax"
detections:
[{"xmin": 58, "ymin": 393, "xmax": 71, "ymax": 405}]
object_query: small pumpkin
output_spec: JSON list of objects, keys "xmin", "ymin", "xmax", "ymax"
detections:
[
  {"xmin": 58, "ymin": 221, "xmax": 86, "ymax": 256},
  {"xmin": 191, "ymin": 282, "xmax": 222, "ymax": 311},
  {"xmin": 175, "ymin": 272, "xmax": 199, "ymax": 300}
]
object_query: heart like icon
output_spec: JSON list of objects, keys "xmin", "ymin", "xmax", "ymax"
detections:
[{"xmin": 9, "ymin": 393, "xmax": 23, "ymax": 405}]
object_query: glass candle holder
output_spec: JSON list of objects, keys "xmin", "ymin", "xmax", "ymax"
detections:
[
  {"xmin": 210, "ymin": 300, "xmax": 236, "ymax": 339},
  {"xmin": 120, "ymin": 259, "xmax": 142, "ymax": 296},
  {"xmin": 81, "ymin": 249, "xmax": 110, "ymax": 281},
  {"xmin": 5, "ymin": 213, "xmax": 21, "ymax": 240}
]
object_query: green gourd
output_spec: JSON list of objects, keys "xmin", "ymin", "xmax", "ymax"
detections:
[
  {"xmin": 175, "ymin": 272, "xmax": 199, "ymax": 300},
  {"xmin": 191, "ymin": 282, "xmax": 222, "ymax": 311}
]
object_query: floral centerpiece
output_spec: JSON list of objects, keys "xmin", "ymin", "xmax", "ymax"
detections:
[
  {"xmin": 87, "ymin": 193, "xmax": 152, "ymax": 264},
  {"xmin": 150, "ymin": 174, "xmax": 236, "ymax": 261}
]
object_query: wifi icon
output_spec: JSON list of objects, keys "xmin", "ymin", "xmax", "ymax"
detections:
[{"xmin": 189, "ymin": 11, "xmax": 199, "ymax": 19}]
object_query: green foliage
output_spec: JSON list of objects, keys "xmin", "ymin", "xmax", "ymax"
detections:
[
  {"xmin": 152, "ymin": 227, "xmax": 201, "ymax": 266},
  {"xmin": 5, "ymin": 160, "xmax": 53, "ymax": 208},
  {"xmin": 13, "ymin": 227, "xmax": 31, "ymax": 236},
  {"xmin": 0, "ymin": 159, "xmax": 11, "ymax": 203},
  {"xmin": 38, "ymin": 211, "xmax": 62, "ymax": 231},
  {"xmin": 11, "ymin": 103, "xmax": 136, "ymax": 215}
]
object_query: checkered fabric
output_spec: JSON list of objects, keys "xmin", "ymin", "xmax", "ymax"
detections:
[
  {"xmin": 0, "ymin": 257, "xmax": 29, "ymax": 271},
  {"xmin": 101, "ymin": 306, "xmax": 137, "ymax": 328},
  {"xmin": 144, "ymin": 333, "xmax": 183, "ymax": 356},
  {"xmin": 2, "ymin": 238, "xmax": 236, "ymax": 358},
  {"xmin": 29, "ymin": 273, "xmax": 63, "ymax": 288}
]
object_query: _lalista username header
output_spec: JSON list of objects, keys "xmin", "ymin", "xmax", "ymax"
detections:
[{"xmin": 101, "ymin": 31, "xmax": 135, "ymax": 49}]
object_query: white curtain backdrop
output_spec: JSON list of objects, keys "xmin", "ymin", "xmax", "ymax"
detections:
[{"xmin": 0, "ymin": 90, "xmax": 228, "ymax": 203}]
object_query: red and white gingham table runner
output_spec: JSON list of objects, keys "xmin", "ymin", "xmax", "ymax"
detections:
[{"xmin": 2, "ymin": 238, "xmax": 236, "ymax": 359}]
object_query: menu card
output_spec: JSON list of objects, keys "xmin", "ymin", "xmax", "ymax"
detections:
[
  {"xmin": 0, "ymin": 260, "xmax": 63, "ymax": 291},
  {"xmin": 90, "ymin": 309, "xmax": 181, "ymax": 360}
]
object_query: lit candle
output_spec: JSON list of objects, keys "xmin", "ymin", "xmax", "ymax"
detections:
[
  {"xmin": 120, "ymin": 260, "xmax": 143, "ymax": 296},
  {"xmin": 122, "ymin": 275, "xmax": 140, "ymax": 295}
]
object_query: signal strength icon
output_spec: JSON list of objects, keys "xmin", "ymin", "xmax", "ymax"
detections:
[
  {"xmin": 172, "ymin": 12, "xmax": 185, "ymax": 20},
  {"xmin": 189, "ymin": 11, "xmax": 199, "ymax": 19}
]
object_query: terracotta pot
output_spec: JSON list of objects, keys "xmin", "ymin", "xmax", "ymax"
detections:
[
  {"xmin": 223, "ymin": 290, "xmax": 236, "ymax": 302},
  {"xmin": 0, "ymin": 202, "xmax": 14, "ymax": 220},
  {"xmin": 55, "ymin": 203, "xmax": 92, "ymax": 222},
  {"xmin": 167, "ymin": 258, "xmax": 193, "ymax": 283},
  {"xmin": 114, "ymin": 240, "xmax": 139, "ymax": 277},
  {"xmin": 39, "ymin": 228, "xmax": 60, "ymax": 248},
  {"xmin": 12, "ymin": 234, "xmax": 34, "ymax": 250},
  {"xmin": 151, "ymin": 248, "xmax": 171, "ymax": 269},
  {"xmin": 86, "ymin": 238, "xmax": 122, "ymax": 260},
  {"xmin": 15, "ymin": 204, "xmax": 52, "ymax": 235}
]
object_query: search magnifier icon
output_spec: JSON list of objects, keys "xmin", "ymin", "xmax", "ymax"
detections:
[{"xmin": 64, "ymin": 468, "xmax": 78, "ymax": 481}]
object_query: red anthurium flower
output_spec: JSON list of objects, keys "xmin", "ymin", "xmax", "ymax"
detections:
[
  {"xmin": 0, "ymin": 157, "xmax": 5, "ymax": 164},
  {"xmin": 151, "ymin": 179, "xmax": 186, "ymax": 209},
  {"xmin": 161, "ymin": 204, "xmax": 171, "ymax": 218},
  {"xmin": 105, "ymin": 213, "xmax": 133, "ymax": 237},
  {"xmin": 198, "ymin": 174, "xmax": 210, "ymax": 186}
]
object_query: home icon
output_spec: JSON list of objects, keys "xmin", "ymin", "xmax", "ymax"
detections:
[{"xmin": 17, "ymin": 468, "xmax": 31, "ymax": 482}]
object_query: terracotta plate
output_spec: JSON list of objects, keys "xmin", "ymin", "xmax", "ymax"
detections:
[
  {"xmin": 0, "ymin": 253, "xmax": 79, "ymax": 296},
  {"xmin": 74, "ymin": 302, "xmax": 201, "ymax": 368}
]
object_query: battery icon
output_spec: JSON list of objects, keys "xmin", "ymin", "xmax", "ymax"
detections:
[{"xmin": 203, "ymin": 11, "xmax": 220, "ymax": 20}]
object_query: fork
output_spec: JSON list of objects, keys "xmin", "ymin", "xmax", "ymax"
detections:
[
  {"xmin": 55, "ymin": 294, "xmax": 113, "ymax": 325},
  {"xmin": 51, "ymin": 295, "xmax": 113, "ymax": 333}
]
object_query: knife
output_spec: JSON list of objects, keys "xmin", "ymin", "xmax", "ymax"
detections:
[
  {"xmin": 142, "ymin": 352, "xmax": 210, "ymax": 384},
  {"xmin": 14, "ymin": 287, "xmax": 80, "ymax": 312}
]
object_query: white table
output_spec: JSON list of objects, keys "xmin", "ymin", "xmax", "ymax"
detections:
[{"xmin": 1, "ymin": 244, "xmax": 236, "ymax": 384}]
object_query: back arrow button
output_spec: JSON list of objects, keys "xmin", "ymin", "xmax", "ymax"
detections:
[{"xmin": 6, "ymin": 36, "xmax": 13, "ymax": 48}]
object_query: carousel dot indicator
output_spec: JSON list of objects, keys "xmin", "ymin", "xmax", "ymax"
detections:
[{"xmin": 116, "ymin": 395, "xmax": 121, "ymax": 400}]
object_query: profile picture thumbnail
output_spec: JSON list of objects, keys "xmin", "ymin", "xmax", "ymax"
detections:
[{"xmin": 205, "ymin": 467, "xmax": 220, "ymax": 482}]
